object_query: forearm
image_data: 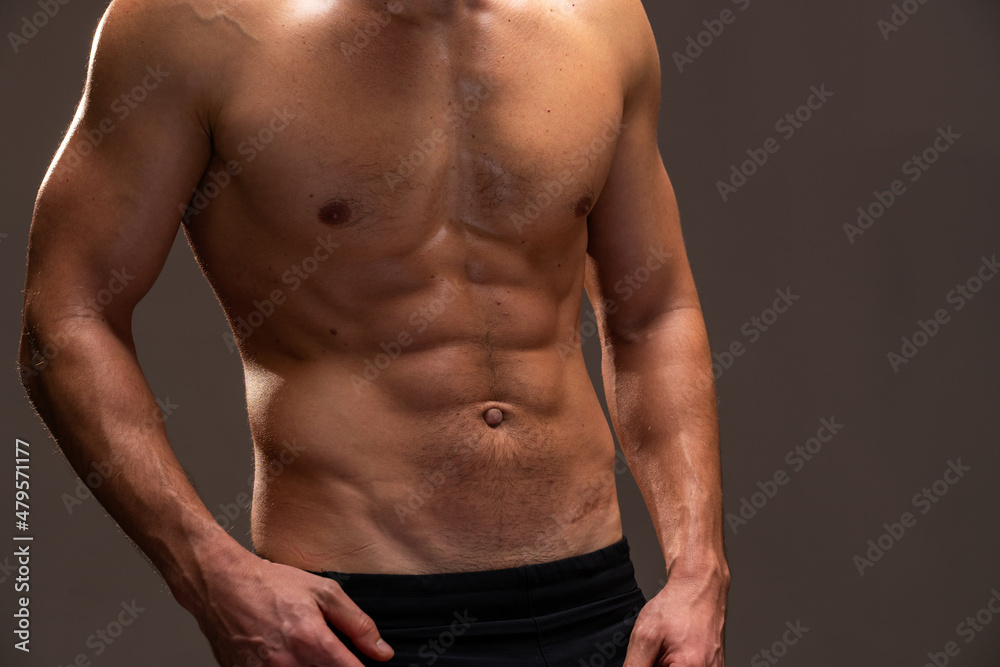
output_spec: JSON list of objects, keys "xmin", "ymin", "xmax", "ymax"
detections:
[
  {"xmin": 19, "ymin": 315, "xmax": 243, "ymax": 611},
  {"xmin": 605, "ymin": 305, "xmax": 725, "ymax": 572}
]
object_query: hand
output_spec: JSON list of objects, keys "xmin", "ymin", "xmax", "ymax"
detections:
[
  {"xmin": 184, "ymin": 549, "xmax": 394, "ymax": 667},
  {"xmin": 622, "ymin": 562, "xmax": 729, "ymax": 667}
]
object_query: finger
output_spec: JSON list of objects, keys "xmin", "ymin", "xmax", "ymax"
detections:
[
  {"xmin": 307, "ymin": 634, "xmax": 370, "ymax": 667},
  {"xmin": 315, "ymin": 581, "xmax": 394, "ymax": 662},
  {"xmin": 273, "ymin": 620, "xmax": 371, "ymax": 667}
]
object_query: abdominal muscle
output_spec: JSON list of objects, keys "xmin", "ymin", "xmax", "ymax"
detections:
[{"xmin": 246, "ymin": 339, "xmax": 624, "ymax": 575}]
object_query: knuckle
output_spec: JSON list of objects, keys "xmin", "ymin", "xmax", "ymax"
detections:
[
  {"xmin": 324, "ymin": 580, "xmax": 345, "ymax": 601},
  {"xmin": 677, "ymin": 650, "xmax": 705, "ymax": 667},
  {"xmin": 277, "ymin": 618, "xmax": 298, "ymax": 641},
  {"xmin": 282, "ymin": 623, "xmax": 314, "ymax": 648},
  {"xmin": 288, "ymin": 630, "xmax": 326, "ymax": 657},
  {"xmin": 355, "ymin": 612, "xmax": 377, "ymax": 636},
  {"xmin": 632, "ymin": 625, "xmax": 659, "ymax": 647},
  {"xmin": 316, "ymin": 636, "xmax": 350, "ymax": 661}
]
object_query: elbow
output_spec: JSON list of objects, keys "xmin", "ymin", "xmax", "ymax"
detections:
[
  {"xmin": 606, "ymin": 302, "xmax": 704, "ymax": 346},
  {"xmin": 18, "ymin": 345, "xmax": 43, "ymax": 407},
  {"xmin": 17, "ymin": 309, "xmax": 52, "ymax": 396},
  {"xmin": 18, "ymin": 306, "xmax": 38, "ymax": 391},
  {"xmin": 17, "ymin": 306, "xmax": 96, "ymax": 396}
]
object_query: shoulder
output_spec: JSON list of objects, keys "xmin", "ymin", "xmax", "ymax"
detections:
[
  {"xmin": 87, "ymin": 0, "xmax": 262, "ymax": 114},
  {"xmin": 95, "ymin": 0, "xmax": 259, "ymax": 54},
  {"xmin": 571, "ymin": 0, "xmax": 660, "ymax": 110},
  {"xmin": 573, "ymin": 0, "xmax": 657, "ymax": 53},
  {"xmin": 613, "ymin": 0, "xmax": 661, "ymax": 109}
]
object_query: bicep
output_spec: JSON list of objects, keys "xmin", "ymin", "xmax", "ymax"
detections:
[
  {"xmin": 26, "ymin": 0, "xmax": 213, "ymax": 334},
  {"xmin": 585, "ymin": 5, "xmax": 700, "ymax": 341}
]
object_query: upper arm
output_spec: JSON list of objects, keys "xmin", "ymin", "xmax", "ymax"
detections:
[
  {"xmin": 584, "ymin": 1, "xmax": 701, "ymax": 343},
  {"xmin": 23, "ymin": 0, "xmax": 216, "ymax": 337}
]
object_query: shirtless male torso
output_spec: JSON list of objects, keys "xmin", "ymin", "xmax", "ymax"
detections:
[{"xmin": 20, "ymin": 1, "xmax": 729, "ymax": 665}]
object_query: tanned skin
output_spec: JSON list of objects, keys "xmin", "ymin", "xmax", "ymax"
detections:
[{"xmin": 19, "ymin": 0, "xmax": 728, "ymax": 665}]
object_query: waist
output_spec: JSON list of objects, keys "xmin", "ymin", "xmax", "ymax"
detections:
[{"xmin": 251, "ymin": 468, "xmax": 624, "ymax": 573}]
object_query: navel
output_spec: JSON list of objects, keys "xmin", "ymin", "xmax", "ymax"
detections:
[
  {"xmin": 483, "ymin": 407, "xmax": 504, "ymax": 427},
  {"xmin": 318, "ymin": 199, "xmax": 353, "ymax": 226}
]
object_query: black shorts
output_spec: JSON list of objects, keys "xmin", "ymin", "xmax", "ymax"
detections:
[{"xmin": 310, "ymin": 536, "xmax": 648, "ymax": 666}]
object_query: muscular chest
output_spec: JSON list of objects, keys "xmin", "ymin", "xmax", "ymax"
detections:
[{"xmin": 197, "ymin": 3, "xmax": 626, "ymax": 262}]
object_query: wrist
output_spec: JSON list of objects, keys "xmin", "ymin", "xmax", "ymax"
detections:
[
  {"xmin": 664, "ymin": 544, "xmax": 729, "ymax": 582},
  {"xmin": 160, "ymin": 521, "xmax": 250, "ymax": 613}
]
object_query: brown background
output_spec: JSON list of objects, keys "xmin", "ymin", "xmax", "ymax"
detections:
[{"xmin": 2, "ymin": 0, "xmax": 999, "ymax": 665}]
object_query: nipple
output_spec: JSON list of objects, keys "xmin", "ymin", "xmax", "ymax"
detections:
[
  {"xmin": 483, "ymin": 408, "xmax": 504, "ymax": 427},
  {"xmin": 318, "ymin": 199, "xmax": 352, "ymax": 226}
]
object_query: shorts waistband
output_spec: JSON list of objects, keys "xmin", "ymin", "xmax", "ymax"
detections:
[{"xmin": 311, "ymin": 535, "xmax": 639, "ymax": 625}]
